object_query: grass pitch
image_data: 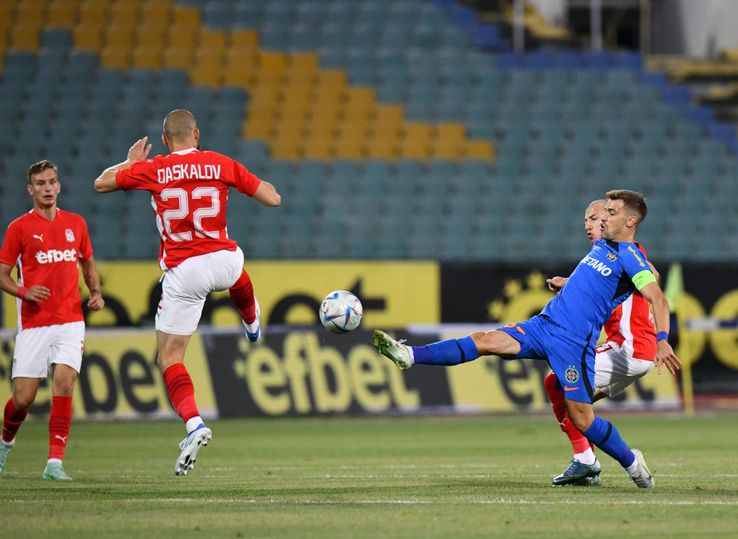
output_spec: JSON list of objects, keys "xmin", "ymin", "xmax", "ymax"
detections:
[{"xmin": 1, "ymin": 415, "xmax": 737, "ymax": 538}]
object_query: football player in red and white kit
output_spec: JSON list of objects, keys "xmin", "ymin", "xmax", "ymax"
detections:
[
  {"xmin": 543, "ymin": 199, "xmax": 670, "ymax": 487},
  {"xmin": 0, "ymin": 160, "xmax": 105, "ymax": 480},
  {"xmin": 93, "ymin": 109, "xmax": 281, "ymax": 476}
]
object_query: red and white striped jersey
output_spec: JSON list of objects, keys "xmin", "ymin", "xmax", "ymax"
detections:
[
  {"xmin": 115, "ymin": 148, "xmax": 262, "ymax": 270},
  {"xmin": 602, "ymin": 244, "xmax": 657, "ymax": 360}
]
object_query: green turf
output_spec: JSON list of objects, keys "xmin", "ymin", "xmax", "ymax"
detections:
[{"xmin": 1, "ymin": 415, "xmax": 737, "ymax": 538}]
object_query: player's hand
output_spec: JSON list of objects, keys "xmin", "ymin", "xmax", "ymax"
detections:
[
  {"xmin": 654, "ymin": 340, "xmax": 681, "ymax": 375},
  {"xmin": 127, "ymin": 137, "xmax": 152, "ymax": 163},
  {"xmin": 546, "ymin": 276, "xmax": 567, "ymax": 292},
  {"xmin": 88, "ymin": 290, "xmax": 105, "ymax": 311},
  {"xmin": 24, "ymin": 285, "xmax": 51, "ymax": 303}
]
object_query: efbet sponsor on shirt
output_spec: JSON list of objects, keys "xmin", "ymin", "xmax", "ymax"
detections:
[
  {"xmin": 156, "ymin": 164, "xmax": 222, "ymax": 184},
  {"xmin": 580, "ymin": 255, "xmax": 613, "ymax": 276},
  {"xmin": 35, "ymin": 248, "xmax": 77, "ymax": 264}
]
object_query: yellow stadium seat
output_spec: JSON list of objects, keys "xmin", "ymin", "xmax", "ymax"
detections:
[
  {"xmin": 431, "ymin": 141, "xmax": 463, "ymax": 159},
  {"xmin": 105, "ymin": 25, "xmax": 135, "ymax": 48},
  {"xmin": 109, "ymin": 1, "xmax": 141, "ymax": 23},
  {"xmin": 162, "ymin": 47, "xmax": 193, "ymax": 70},
  {"xmin": 15, "ymin": 1, "xmax": 45, "ymax": 24},
  {"xmin": 259, "ymin": 51, "xmax": 288, "ymax": 73},
  {"xmin": 305, "ymin": 122, "xmax": 337, "ymax": 141},
  {"xmin": 364, "ymin": 138, "xmax": 398, "ymax": 159},
  {"xmin": 74, "ymin": 26, "xmax": 103, "ymax": 51},
  {"xmin": 433, "ymin": 123, "xmax": 466, "ymax": 142},
  {"xmin": 271, "ymin": 142, "xmax": 301, "ymax": 160},
  {"xmin": 100, "ymin": 47, "xmax": 131, "ymax": 69},
  {"xmin": 334, "ymin": 139, "xmax": 364, "ymax": 159},
  {"xmin": 403, "ymin": 123, "xmax": 433, "ymax": 142},
  {"xmin": 315, "ymin": 70, "xmax": 347, "ymax": 88},
  {"xmin": 135, "ymin": 24, "xmax": 166, "ymax": 48},
  {"xmin": 78, "ymin": 1, "xmax": 109, "ymax": 27},
  {"xmin": 190, "ymin": 64, "xmax": 223, "ymax": 87},
  {"xmin": 336, "ymin": 123, "xmax": 369, "ymax": 145},
  {"xmin": 371, "ymin": 125, "xmax": 402, "ymax": 143},
  {"xmin": 465, "ymin": 141, "xmax": 495, "ymax": 160},
  {"xmin": 302, "ymin": 139, "xmax": 335, "ymax": 160},
  {"xmin": 373, "ymin": 105, "xmax": 404, "ymax": 127},
  {"xmin": 0, "ymin": 2, "xmax": 15, "ymax": 23},
  {"xmin": 194, "ymin": 47, "xmax": 225, "ymax": 65},
  {"xmin": 290, "ymin": 52, "xmax": 319, "ymax": 72},
  {"xmin": 132, "ymin": 44, "xmax": 162, "ymax": 69},
  {"xmin": 47, "ymin": 0, "xmax": 80, "ymax": 28},
  {"xmin": 398, "ymin": 139, "xmax": 431, "ymax": 159},
  {"xmin": 198, "ymin": 28, "xmax": 227, "ymax": 50},
  {"xmin": 247, "ymin": 101, "xmax": 280, "ymax": 121},
  {"xmin": 223, "ymin": 59, "xmax": 255, "ymax": 87},
  {"xmin": 243, "ymin": 118, "xmax": 274, "ymax": 140},
  {"xmin": 10, "ymin": 26, "xmax": 40, "ymax": 51},
  {"xmin": 166, "ymin": 26, "xmax": 197, "ymax": 46},
  {"xmin": 172, "ymin": 5, "xmax": 201, "ymax": 28},
  {"xmin": 230, "ymin": 29, "xmax": 259, "ymax": 51},
  {"xmin": 140, "ymin": 1, "xmax": 172, "ymax": 21}
]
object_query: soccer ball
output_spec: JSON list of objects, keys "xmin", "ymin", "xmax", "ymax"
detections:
[{"xmin": 319, "ymin": 290, "xmax": 363, "ymax": 334}]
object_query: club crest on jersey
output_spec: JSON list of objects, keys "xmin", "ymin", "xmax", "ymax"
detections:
[
  {"xmin": 607, "ymin": 252, "xmax": 618, "ymax": 261},
  {"xmin": 565, "ymin": 366, "xmax": 580, "ymax": 384},
  {"xmin": 65, "ymin": 229, "xmax": 75, "ymax": 242}
]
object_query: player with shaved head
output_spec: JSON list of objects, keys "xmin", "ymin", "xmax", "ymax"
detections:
[
  {"xmin": 374, "ymin": 189, "xmax": 680, "ymax": 489},
  {"xmin": 94, "ymin": 109, "xmax": 281, "ymax": 476},
  {"xmin": 543, "ymin": 197, "xmax": 667, "ymax": 486}
]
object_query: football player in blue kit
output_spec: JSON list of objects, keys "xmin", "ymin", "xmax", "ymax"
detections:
[{"xmin": 373, "ymin": 190, "xmax": 680, "ymax": 488}]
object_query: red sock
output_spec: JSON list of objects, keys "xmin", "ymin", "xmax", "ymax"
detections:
[
  {"xmin": 543, "ymin": 372, "xmax": 593, "ymax": 454},
  {"xmin": 164, "ymin": 363, "xmax": 200, "ymax": 423},
  {"xmin": 48, "ymin": 396, "xmax": 73, "ymax": 460},
  {"xmin": 2, "ymin": 398, "xmax": 28, "ymax": 444},
  {"xmin": 229, "ymin": 270, "xmax": 256, "ymax": 324}
]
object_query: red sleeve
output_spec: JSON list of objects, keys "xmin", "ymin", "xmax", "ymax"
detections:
[
  {"xmin": 77, "ymin": 217, "xmax": 93, "ymax": 261},
  {"xmin": 0, "ymin": 221, "xmax": 22, "ymax": 267},
  {"xmin": 638, "ymin": 244, "xmax": 648, "ymax": 258},
  {"xmin": 115, "ymin": 159, "xmax": 159, "ymax": 191},
  {"xmin": 228, "ymin": 158, "xmax": 262, "ymax": 196}
]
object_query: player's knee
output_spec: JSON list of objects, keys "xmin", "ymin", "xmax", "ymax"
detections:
[
  {"xmin": 568, "ymin": 410, "xmax": 594, "ymax": 432},
  {"xmin": 12, "ymin": 393, "xmax": 35, "ymax": 410}
]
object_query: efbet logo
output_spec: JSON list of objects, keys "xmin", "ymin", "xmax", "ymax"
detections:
[{"xmin": 35, "ymin": 249, "xmax": 77, "ymax": 264}]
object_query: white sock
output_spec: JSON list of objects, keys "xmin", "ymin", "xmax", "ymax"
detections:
[
  {"xmin": 406, "ymin": 346, "xmax": 414, "ymax": 361},
  {"xmin": 185, "ymin": 416, "xmax": 204, "ymax": 434},
  {"xmin": 574, "ymin": 448, "xmax": 597, "ymax": 465},
  {"xmin": 1, "ymin": 438, "xmax": 15, "ymax": 447},
  {"xmin": 625, "ymin": 458, "xmax": 639, "ymax": 475},
  {"xmin": 47, "ymin": 458, "xmax": 62, "ymax": 464}
]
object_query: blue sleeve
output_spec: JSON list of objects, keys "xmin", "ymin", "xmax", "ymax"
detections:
[{"xmin": 621, "ymin": 244, "xmax": 656, "ymax": 290}]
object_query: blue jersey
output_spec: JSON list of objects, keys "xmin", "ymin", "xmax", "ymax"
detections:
[{"xmin": 541, "ymin": 240, "xmax": 656, "ymax": 341}]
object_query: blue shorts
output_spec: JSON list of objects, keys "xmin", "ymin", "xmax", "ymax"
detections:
[{"xmin": 497, "ymin": 315, "xmax": 597, "ymax": 404}]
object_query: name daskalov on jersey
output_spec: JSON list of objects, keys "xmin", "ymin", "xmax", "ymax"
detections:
[{"xmin": 157, "ymin": 164, "xmax": 222, "ymax": 184}]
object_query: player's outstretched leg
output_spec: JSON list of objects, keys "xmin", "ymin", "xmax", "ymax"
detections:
[
  {"xmin": 373, "ymin": 330, "xmax": 414, "ymax": 369},
  {"xmin": 552, "ymin": 459, "xmax": 601, "ymax": 487},
  {"xmin": 373, "ymin": 330, "xmax": 480, "ymax": 370},
  {"xmin": 229, "ymin": 270, "xmax": 261, "ymax": 342},
  {"xmin": 628, "ymin": 449, "xmax": 654, "ymax": 488}
]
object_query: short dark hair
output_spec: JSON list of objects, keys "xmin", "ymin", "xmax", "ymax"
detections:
[
  {"xmin": 606, "ymin": 189, "xmax": 647, "ymax": 224},
  {"xmin": 27, "ymin": 160, "xmax": 58, "ymax": 184}
]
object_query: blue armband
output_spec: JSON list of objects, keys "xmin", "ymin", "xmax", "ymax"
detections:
[{"xmin": 656, "ymin": 331, "xmax": 668, "ymax": 342}]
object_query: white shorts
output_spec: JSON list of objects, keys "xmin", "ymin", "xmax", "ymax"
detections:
[
  {"xmin": 594, "ymin": 342, "xmax": 654, "ymax": 397},
  {"xmin": 12, "ymin": 321, "xmax": 85, "ymax": 379},
  {"xmin": 156, "ymin": 247, "xmax": 244, "ymax": 335}
]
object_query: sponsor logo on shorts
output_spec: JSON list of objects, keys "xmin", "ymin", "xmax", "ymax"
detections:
[
  {"xmin": 564, "ymin": 386, "xmax": 579, "ymax": 392},
  {"xmin": 65, "ymin": 228, "xmax": 75, "ymax": 242},
  {"xmin": 35, "ymin": 248, "xmax": 77, "ymax": 264},
  {"xmin": 565, "ymin": 365, "xmax": 580, "ymax": 383},
  {"xmin": 515, "ymin": 325, "xmax": 526, "ymax": 334}
]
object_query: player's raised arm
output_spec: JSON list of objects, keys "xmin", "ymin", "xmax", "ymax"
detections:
[
  {"xmin": 93, "ymin": 137, "xmax": 152, "ymax": 193},
  {"xmin": 637, "ymin": 281, "xmax": 680, "ymax": 375}
]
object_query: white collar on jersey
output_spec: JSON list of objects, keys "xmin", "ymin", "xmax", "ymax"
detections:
[{"xmin": 172, "ymin": 147, "xmax": 198, "ymax": 155}]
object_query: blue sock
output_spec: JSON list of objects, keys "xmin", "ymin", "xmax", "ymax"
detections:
[
  {"xmin": 583, "ymin": 416, "xmax": 636, "ymax": 468},
  {"xmin": 411, "ymin": 336, "xmax": 479, "ymax": 366}
]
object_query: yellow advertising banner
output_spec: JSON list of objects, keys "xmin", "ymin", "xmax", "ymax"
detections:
[
  {"xmin": 0, "ymin": 330, "xmax": 216, "ymax": 420},
  {"xmin": 2, "ymin": 261, "xmax": 440, "ymax": 330}
]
